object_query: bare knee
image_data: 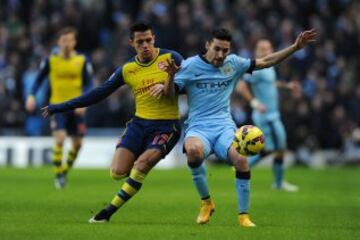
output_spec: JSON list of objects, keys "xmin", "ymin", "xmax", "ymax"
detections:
[
  {"xmin": 133, "ymin": 157, "xmax": 154, "ymax": 173},
  {"xmin": 54, "ymin": 132, "xmax": 66, "ymax": 147},
  {"xmin": 72, "ymin": 139, "xmax": 82, "ymax": 151},
  {"xmin": 110, "ymin": 168, "xmax": 129, "ymax": 180},
  {"xmin": 185, "ymin": 144, "xmax": 204, "ymax": 162}
]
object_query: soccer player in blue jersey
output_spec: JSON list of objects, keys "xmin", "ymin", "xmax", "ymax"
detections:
[
  {"xmin": 160, "ymin": 28, "xmax": 316, "ymax": 227},
  {"xmin": 41, "ymin": 22, "xmax": 183, "ymax": 223},
  {"xmin": 25, "ymin": 27, "xmax": 93, "ymax": 189},
  {"xmin": 237, "ymin": 39, "xmax": 301, "ymax": 192}
]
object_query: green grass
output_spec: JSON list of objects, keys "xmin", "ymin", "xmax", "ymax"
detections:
[{"xmin": 0, "ymin": 166, "xmax": 359, "ymax": 240}]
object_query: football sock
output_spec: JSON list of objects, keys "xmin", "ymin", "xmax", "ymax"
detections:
[
  {"xmin": 188, "ymin": 162, "xmax": 210, "ymax": 199},
  {"xmin": 63, "ymin": 148, "xmax": 79, "ymax": 174},
  {"xmin": 235, "ymin": 171, "xmax": 250, "ymax": 214},
  {"xmin": 273, "ymin": 156, "xmax": 284, "ymax": 188},
  {"xmin": 107, "ymin": 168, "xmax": 146, "ymax": 216},
  {"xmin": 52, "ymin": 145, "xmax": 63, "ymax": 176}
]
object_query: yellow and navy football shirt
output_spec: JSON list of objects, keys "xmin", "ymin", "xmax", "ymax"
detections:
[
  {"xmin": 31, "ymin": 51, "xmax": 93, "ymax": 104},
  {"xmin": 48, "ymin": 49, "xmax": 183, "ymax": 120}
]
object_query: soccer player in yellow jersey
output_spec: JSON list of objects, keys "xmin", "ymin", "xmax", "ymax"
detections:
[
  {"xmin": 41, "ymin": 22, "xmax": 183, "ymax": 222},
  {"xmin": 25, "ymin": 27, "xmax": 93, "ymax": 189}
]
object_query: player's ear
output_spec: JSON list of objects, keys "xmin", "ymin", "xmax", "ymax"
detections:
[
  {"xmin": 129, "ymin": 39, "xmax": 134, "ymax": 47},
  {"xmin": 205, "ymin": 41, "xmax": 210, "ymax": 51}
]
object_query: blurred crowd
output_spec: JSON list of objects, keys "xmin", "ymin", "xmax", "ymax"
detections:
[{"xmin": 1, "ymin": 0, "xmax": 360, "ymax": 153}]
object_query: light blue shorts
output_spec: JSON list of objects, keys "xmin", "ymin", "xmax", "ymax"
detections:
[
  {"xmin": 184, "ymin": 122, "xmax": 236, "ymax": 161},
  {"xmin": 252, "ymin": 114, "xmax": 287, "ymax": 151}
]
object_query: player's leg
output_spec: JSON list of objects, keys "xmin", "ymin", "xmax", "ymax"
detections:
[
  {"xmin": 105, "ymin": 121, "xmax": 182, "ymax": 212},
  {"xmin": 90, "ymin": 118, "xmax": 142, "ymax": 222},
  {"xmin": 228, "ymin": 147, "xmax": 256, "ymax": 227},
  {"xmin": 110, "ymin": 147, "xmax": 135, "ymax": 180},
  {"xmin": 106, "ymin": 148, "xmax": 163, "ymax": 216},
  {"xmin": 90, "ymin": 119, "xmax": 181, "ymax": 223},
  {"xmin": 64, "ymin": 113, "xmax": 86, "ymax": 175},
  {"xmin": 270, "ymin": 119, "xmax": 298, "ymax": 192},
  {"xmin": 248, "ymin": 150, "xmax": 271, "ymax": 168},
  {"xmin": 50, "ymin": 114, "xmax": 67, "ymax": 189},
  {"xmin": 215, "ymin": 126, "xmax": 255, "ymax": 227},
  {"xmin": 184, "ymin": 132, "xmax": 215, "ymax": 224},
  {"xmin": 89, "ymin": 147, "xmax": 137, "ymax": 223},
  {"xmin": 63, "ymin": 136, "xmax": 82, "ymax": 175}
]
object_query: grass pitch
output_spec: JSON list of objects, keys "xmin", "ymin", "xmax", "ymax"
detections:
[{"xmin": 0, "ymin": 166, "xmax": 359, "ymax": 240}]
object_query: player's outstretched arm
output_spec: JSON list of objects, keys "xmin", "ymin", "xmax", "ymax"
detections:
[
  {"xmin": 254, "ymin": 29, "xmax": 317, "ymax": 70},
  {"xmin": 41, "ymin": 68, "xmax": 124, "ymax": 117}
]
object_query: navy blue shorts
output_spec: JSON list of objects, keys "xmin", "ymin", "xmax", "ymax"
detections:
[
  {"xmin": 116, "ymin": 116, "xmax": 181, "ymax": 158},
  {"xmin": 51, "ymin": 111, "xmax": 86, "ymax": 136}
]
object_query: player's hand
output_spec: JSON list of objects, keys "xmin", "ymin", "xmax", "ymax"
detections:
[
  {"xmin": 295, "ymin": 29, "xmax": 317, "ymax": 49},
  {"xmin": 75, "ymin": 107, "xmax": 86, "ymax": 116},
  {"xmin": 164, "ymin": 59, "xmax": 180, "ymax": 79},
  {"xmin": 40, "ymin": 106, "xmax": 50, "ymax": 118},
  {"xmin": 149, "ymin": 84, "xmax": 164, "ymax": 99},
  {"xmin": 250, "ymin": 98, "xmax": 267, "ymax": 113},
  {"xmin": 287, "ymin": 80, "xmax": 302, "ymax": 96},
  {"xmin": 25, "ymin": 95, "xmax": 36, "ymax": 112}
]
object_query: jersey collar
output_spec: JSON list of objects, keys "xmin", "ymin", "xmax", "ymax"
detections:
[{"xmin": 135, "ymin": 48, "xmax": 160, "ymax": 67}]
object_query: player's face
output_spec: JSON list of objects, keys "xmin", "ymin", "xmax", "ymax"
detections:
[
  {"xmin": 58, "ymin": 33, "xmax": 76, "ymax": 54},
  {"xmin": 205, "ymin": 38, "xmax": 231, "ymax": 67},
  {"xmin": 255, "ymin": 40, "xmax": 273, "ymax": 58},
  {"xmin": 130, "ymin": 30, "xmax": 156, "ymax": 61}
]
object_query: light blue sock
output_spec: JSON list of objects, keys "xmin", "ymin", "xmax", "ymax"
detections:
[
  {"xmin": 273, "ymin": 161, "xmax": 284, "ymax": 188},
  {"xmin": 248, "ymin": 154, "xmax": 261, "ymax": 168},
  {"xmin": 189, "ymin": 162, "xmax": 209, "ymax": 199},
  {"xmin": 235, "ymin": 171, "xmax": 250, "ymax": 213}
]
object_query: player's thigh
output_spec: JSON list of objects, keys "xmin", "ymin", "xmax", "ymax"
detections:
[
  {"xmin": 253, "ymin": 117, "xmax": 274, "ymax": 151},
  {"xmin": 117, "ymin": 118, "xmax": 146, "ymax": 158},
  {"xmin": 51, "ymin": 113, "xmax": 67, "ymax": 145},
  {"xmin": 214, "ymin": 125, "xmax": 236, "ymax": 161},
  {"xmin": 184, "ymin": 129, "xmax": 212, "ymax": 161},
  {"xmin": 70, "ymin": 136, "xmax": 83, "ymax": 150},
  {"xmin": 133, "ymin": 148, "xmax": 163, "ymax": 173},
  {"xmin": 265, "ymin": 119, "xmax": 286, "ymax": 151},
  {"xmin": 272, "ymin": 119, "xmax": 287, "ymax": 150},
  {"xmin": 145, "ymin": 120, "xmax": 181, "ymax": 158},
  {"xmin": 111, "ymin": 147, "xmax": 136, "ymax": 176},
  {"xmin": 67, "ymin": 113, "xmax": 87, "ymax": 137}
]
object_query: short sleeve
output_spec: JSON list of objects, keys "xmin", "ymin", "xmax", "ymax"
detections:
[
  {"xmin": 174, "ymin": 60, "xmax": 191, "ymax": 91},
  {"xmin": 170, "ymin": 50, "xmax": 184, "ymax": 66},
  {"xmin": 232, "ymin": 55, "xmax": 255, "ymax": 76}
]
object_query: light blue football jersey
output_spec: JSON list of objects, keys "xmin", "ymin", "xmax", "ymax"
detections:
[
  {"xmin": 244, "ymin": 67, "xmax": 280, "ymax": 120},
  {"xmin": 174, "ymin": 54, "xmax": 252, "ymax": 127}
]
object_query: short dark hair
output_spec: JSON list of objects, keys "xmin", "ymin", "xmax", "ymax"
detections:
[
  {"xmin": 57, "ymin": 27, "xmax": 78, "ymax": 39},
  {"xmin": 130, "ymin": 22, "xmax": 153, "ymax": 39},
  {"xmin": 211, "ymin": 28, "xmax": 232, "ymax": 42}
]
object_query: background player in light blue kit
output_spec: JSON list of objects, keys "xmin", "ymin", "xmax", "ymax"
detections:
[
  {"xmin": 238, "ymin": 39, "xmax": 301, "ymax": 192},
  {"xmin": 159, "ymin": 28, "xmax": 316, "ymax": 227}
]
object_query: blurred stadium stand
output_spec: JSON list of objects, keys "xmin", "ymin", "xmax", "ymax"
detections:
[{"xmin": 1, "ymin": 0, "xmax": 360, "ymax": 166}]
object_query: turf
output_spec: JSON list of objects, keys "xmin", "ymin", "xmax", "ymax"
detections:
[{"xmin": 0, "ymin": 166, "xmax": 359, "ymax": 240}]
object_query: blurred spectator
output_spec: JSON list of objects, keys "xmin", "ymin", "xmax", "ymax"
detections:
[{"xmin": 0, "ymin": 0, "xmax": 359, "ymax": 154}]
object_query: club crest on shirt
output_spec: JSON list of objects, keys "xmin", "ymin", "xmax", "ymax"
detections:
[
  {"xmin": 158, "ymin": 61, "xmax": 166, "ymax": 71},
  {"xmin": 220, "ymin": 63, "xmax": 234, "ymax": 76}
]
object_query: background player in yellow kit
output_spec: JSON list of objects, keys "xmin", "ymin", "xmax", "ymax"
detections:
[
  {"xmin": 25, "ymin": 27, "xmax": 93, "ymax": 189},
  {"xmin": 40, "ymin": 22, "xmax": 183, "ymax": 222}
]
